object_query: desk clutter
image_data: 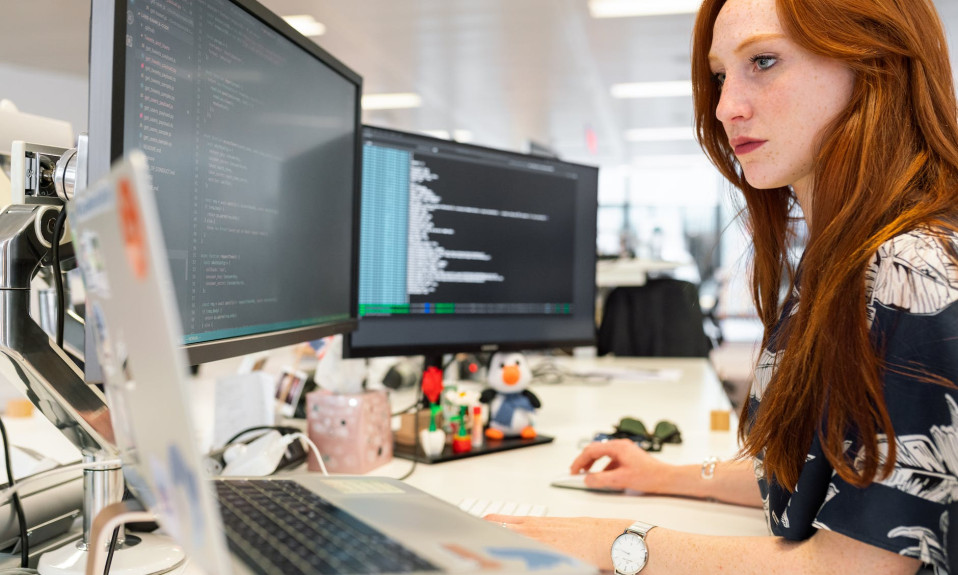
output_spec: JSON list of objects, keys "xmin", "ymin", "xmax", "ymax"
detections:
[
  {"xmin": 305, "ymin": 389, "xmax": 393, "ymax": 474},
  {"xmin": 390, "ymin": 351, "xmax": 556, "ymax": 464}
]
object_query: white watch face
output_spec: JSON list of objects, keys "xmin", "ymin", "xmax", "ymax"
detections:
[{"xmin": 611, "ymin": 532, "xmax": 648, "ymax": 575}]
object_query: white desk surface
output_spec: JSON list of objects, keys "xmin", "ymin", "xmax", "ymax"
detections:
[
  {"xmin": 3, "ymin": 355, "xmax": 767, "ymax": 563},
  {"xmin": 372, "ymin": 356, "xmax": 767, "ymax": 537}
]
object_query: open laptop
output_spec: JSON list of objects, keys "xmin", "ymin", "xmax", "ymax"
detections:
[{"xmin": 68, "ymin": 151, "xmax": 594, "ymax": 575}]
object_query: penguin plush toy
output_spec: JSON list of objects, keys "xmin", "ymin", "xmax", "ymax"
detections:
[{"xmin": 481, "ymin": 352, "xmax": 541, "ymax": 440}]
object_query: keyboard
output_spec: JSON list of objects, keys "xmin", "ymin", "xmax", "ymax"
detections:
[
  {"xmin": 215, "ymin": 479, "xmax": 440, "ymax": 575},
  {"xmin": 457, "ymin": 498, "xmax": 548, "ymax": 518}
]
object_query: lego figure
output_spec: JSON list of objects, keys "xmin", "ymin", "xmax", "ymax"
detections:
[
  {"xmin": 445, "ymin": 388, "xmax": 481, "ymax": 453},
  {"xmin": 481, "ymin": 352, "xmax": 540, "ymax": 440}
]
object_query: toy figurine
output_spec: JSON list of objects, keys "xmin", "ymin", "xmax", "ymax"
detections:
[
  {"xmin": 445, "ymin": 388, "xmax": 480, "ymax": 453},
  {"xmin": 419, "ymin": 366, "xmax": 446, "ymax": 457},
  {"xmin": 481, "ymin": 352, "xmax": 540, "ymax": 440}
]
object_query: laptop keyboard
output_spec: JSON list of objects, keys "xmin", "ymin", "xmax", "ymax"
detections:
[{"xmin": 215, "ymin": 479, "xmax": 440, "ymax": 575}]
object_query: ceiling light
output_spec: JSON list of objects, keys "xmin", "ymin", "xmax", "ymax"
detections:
[
  {"xmin": 611, "ymin": 81, "xmax": 692, "ymax": 99},
  {"xmin": 282, "ymin": 15, "xmax": 326, "ymax": 37},
  {"xmin": 361, "ymin": 93, "xmax": 422, "ymax": 110},
  {"xmin": 589, "ymin": 0, "xmax": 701, "ymax": 18},
  {"xmin": 625, "ymin": 127, "xmax": 695, "ymax": 142}
]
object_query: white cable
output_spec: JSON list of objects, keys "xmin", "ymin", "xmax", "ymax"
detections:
[
  {"xmin": 288, "ymin": 433, "xmax": 328, "ymax": 476},
  {"xmin": 0, "ymin": 458, "xmax": 122, "ymax": 502}
]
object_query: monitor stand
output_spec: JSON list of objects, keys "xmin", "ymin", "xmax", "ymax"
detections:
[{"xmin": 37, "ymin": 533, "xmax": 187, "ymax": 575}]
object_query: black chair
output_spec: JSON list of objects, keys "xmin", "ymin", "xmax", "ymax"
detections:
[{"xmin": 597, "ymin": 278, "xmax": 712, "ymax": 358}]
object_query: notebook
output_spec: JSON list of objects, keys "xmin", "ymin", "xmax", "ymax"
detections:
[{"xmin": 69, "ymin": 151, "xmax": 595, "ymax": 575}]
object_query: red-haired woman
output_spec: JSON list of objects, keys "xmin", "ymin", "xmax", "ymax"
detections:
[{"xmin": 487, "ymin": 0, "xmax": 958, "ymax": 573}]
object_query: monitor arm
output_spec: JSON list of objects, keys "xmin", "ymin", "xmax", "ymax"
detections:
[{"xmin": 0, "ymin": 202, "xmax": 116, "ymax": 457}]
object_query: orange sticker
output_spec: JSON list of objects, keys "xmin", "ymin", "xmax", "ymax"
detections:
[{"xmin": 117, "ymin": 177, "xmax": 148, "ymax": 280}]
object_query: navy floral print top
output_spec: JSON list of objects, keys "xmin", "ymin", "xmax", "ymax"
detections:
[{"xmin": 749, "ymin": 228, "xmax": 958, "ymax": 574}]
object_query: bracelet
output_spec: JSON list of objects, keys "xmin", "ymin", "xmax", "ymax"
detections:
[{"xmin": 700, "ymin": 456, "xmax": 719, "ymax": 480}]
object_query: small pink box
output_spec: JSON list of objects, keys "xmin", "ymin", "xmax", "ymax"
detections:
[{"xmin": 305, "ymin": 389, "xmax": 393, "ymax": 474}]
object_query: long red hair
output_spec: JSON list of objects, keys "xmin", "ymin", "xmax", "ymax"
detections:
[{"xmin": 692, "ymin": 0, "xmax": 958, "ymax": 489}]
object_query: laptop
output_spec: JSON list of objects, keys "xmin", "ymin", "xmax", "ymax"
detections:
[{"xmin": 68, "ymin": 151, "xmax": 595, "ymax": 575}]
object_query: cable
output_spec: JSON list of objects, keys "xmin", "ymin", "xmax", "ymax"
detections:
[
  {"xmin": 0, "ymin": 418, "xmax": 28, "ymax": 568},
  {"xmin": 51, "ymin": 207, "xmax": 68, "ymax": 349},
  {"xmin": 530, "ymin": 359, "xmax": 612, "ymax": 386},
  {"xmin": 287, "ymin": 433, "xmax": 327, "ymax": 476},
  {"xmin": 102, "ymin": 526, "xmax": 120, "ymax": 575},
  {"xmin": 224, "ymin": 425, "xmax": 301, "ymax": 447}
]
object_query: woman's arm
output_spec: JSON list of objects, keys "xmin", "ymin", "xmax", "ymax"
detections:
[
  {"xmin": 570, "ymin": 439, "xmax": 762, "ymax": 508},
  {"xmin": 484, "ymin": 516, "xmax": 921, "ymax": 574}
]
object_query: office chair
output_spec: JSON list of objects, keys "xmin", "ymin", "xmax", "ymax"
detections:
[{"xmin": 597, "ymin": 278, "xmax": 712, "ymax": 358}]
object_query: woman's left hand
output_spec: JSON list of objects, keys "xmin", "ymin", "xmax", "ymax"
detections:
[{"xmin": 484, "ymin": 514, "xmax": 632, "ymax": 570}]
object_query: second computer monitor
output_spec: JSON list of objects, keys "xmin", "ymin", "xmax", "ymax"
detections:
[{"xmin": 346, "ymin": 126, "xmax": 598, "ymax": 359}]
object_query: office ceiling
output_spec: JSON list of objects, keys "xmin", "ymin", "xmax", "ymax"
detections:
[{"xmin": 3, "ymin": 1, "xmax": 958, "ymax": 171}]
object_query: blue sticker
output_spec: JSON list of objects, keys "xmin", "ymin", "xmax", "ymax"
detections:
[
  {"xmin": 167, "ymin": 443, "xmax": 206, "ymax": 547},
  {"xmin": 484, "ymin": 547, "xmax": 580, "ymax": 571}
]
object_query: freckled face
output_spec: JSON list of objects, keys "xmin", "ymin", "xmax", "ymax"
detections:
[{"xmin": 708, "ymin": 0, "xmax": 855, "ymax": 196}]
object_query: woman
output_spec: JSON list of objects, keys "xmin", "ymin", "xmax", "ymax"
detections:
[{"xmin": 487, "ymin": 0, "xmax": 958, "ymax": 572}]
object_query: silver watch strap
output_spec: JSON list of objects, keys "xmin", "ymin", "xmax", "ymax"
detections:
[{"xmin": 625, "ymin": 520, "xmax": 656, "ymax": 539}]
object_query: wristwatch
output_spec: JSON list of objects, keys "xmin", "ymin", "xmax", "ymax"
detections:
[{"xmin": 610, "ymin": 520, "xmax": 656, "ymax": 575}]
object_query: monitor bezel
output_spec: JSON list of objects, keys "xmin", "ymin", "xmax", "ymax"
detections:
[
  {"xmin": 344, "ymin": 125, "xmax": 599, "ymax": 359},
  {"xmin": 88, "ymin": 0, "xmax": 362, "ymax": 369}
]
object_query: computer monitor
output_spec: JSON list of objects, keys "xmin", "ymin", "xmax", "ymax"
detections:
[
  {"xmin": 345, "ymin": 126, "xmax": 599, "ymax": 365},
  {"xmin": 86, "ymin": 0, "xmax": 362, "ymax": 378}
]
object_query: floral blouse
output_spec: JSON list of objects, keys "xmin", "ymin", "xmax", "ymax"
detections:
[{"xmin": 749, "ymin": 228, "xmax": 958, "ymax": 574}]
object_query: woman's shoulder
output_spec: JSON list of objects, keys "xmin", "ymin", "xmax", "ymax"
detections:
[{"xmin": 865, "ymin": 226, "xmax": 958, "ymax": 319}]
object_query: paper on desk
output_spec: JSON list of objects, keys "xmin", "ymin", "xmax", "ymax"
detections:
[
  {"xmin": 213, "ymin": 371, "xmax": 275, "ymax": 448},
  {"xmin": 578, "ymin": 366, "xmax": 682, "ymax": 382}
]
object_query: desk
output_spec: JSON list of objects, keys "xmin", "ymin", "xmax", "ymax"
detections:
[
  {"xmin": 373, "ymin": 357, "xmax": 767, "ymax": 537},
  {"xmin": 9, "ymin": 355, "xmax": 766, "ymax": 572},
  {"xmin": 595, "ymin": 259, "xmax": 683, "ymax": 288}
]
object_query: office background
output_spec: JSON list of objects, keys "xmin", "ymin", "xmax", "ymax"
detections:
[{"xmin": 4, "ymin": 0, "xmax": 958, "ymax": 323}]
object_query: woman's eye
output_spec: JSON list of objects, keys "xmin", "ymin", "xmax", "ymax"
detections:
[
  {"xmin": 713, "ymin": 72, "xmax": 726, "ymax": 87},
  {"xmin": 751, "ymin": 55, "xmax": 777, "ymax": 71}
]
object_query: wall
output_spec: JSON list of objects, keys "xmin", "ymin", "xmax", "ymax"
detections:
[{"xmin": 0, "ymin": 63, "xmax": 88, "ymax": 137}]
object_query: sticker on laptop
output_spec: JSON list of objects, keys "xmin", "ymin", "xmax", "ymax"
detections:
[
  {"xmin": 148, "ymin": 444, "xmax": 208, "ymax": 550},
  {"xmin": 75, "ymin": 230, "xmax": 111, "ymax": 298},
  {"xmin": 116, "ymin": 175, "xmax": 150, "ymax": 281},
  {"xmin": 483, "ymin": 547, "xmax": 583, "ymax": 571}
]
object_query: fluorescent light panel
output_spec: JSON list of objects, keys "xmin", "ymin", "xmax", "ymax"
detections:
[
  {"xmin": 625, "ymin": 127, "xmax": 695, "ymax": 142},
  {"xmin": 611, "ymin": 81, "xmax": 692, "ymax": 99},
  {"xmin": 282, "ymin": 15, "xmax": 326, "ymax": 37},
  {"xmin": 589, "ymin": 0, "xmax": 702, "ymax": 18},
  {"xmin": 361, "ymin": 93, "xmax": 422, "ymax": 110}
]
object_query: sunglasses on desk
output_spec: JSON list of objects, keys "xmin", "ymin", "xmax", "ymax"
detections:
[{"xmin": 590, "ymin": 417, "xmax": 682, "ymax": 452}]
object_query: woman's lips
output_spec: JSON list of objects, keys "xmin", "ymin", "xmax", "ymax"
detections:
[{"xmin": 732, "ymin": 139, "xmax": 766, "ymax": 155}]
